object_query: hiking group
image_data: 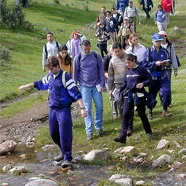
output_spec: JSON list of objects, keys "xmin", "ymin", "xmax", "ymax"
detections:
[{"xmin": 19, "ymin": 0, "xmax": 180, "ymax": 168}]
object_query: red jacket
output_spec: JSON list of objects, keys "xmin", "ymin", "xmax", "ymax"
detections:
[{"xmin": 161, "ymin": 0, "xmax": 172, "ymax": 13}]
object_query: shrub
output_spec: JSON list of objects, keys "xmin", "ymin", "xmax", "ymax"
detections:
[
  {"xmin": 0, "ymin": 44, "xmax": 10, "ymax": 61},
  {"xmin": 0, "ymin": 0, "xmax": 33, "ymax": 30}
]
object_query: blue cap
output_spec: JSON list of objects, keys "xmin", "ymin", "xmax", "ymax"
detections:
[{"xmin": 152, "ymin": 33, "xmax": 163, "ymax": 41}]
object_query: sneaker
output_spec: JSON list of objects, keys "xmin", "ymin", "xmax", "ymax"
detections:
[
  {"xmin": 146, "ymin": 133, "xmax": 153, "ymax": 139},
  {"xmin": 127, "ymin": 129, "xmax": 133, "ymax": 137},
  {"xmin": 148, "ymin": 109, "xmax": 153, "ymax": 120},
  {"xmin": 113, "ymin": 136, "xmax": 126, "ymax": 144},
  {"xmin": 97, "ymin": 129, "xmax": 104, "ymax": 136},
  {"xmin": 87, "ymin": 133, "xmax": 93, "ymax": 140},
  {"xmin": 162, "ymin": 110, "xmax": 173, "ymax": 117},
  {"xmin": 61, "ymin": 160, "xmax": 72, "ymax": 168},
  {"xmin": 53, "ymin": 160, "xmax": 63, "ymax": 166},
  {"xmin": 54, "ymin": 153, "xmax": 64, "ymax": 162}
]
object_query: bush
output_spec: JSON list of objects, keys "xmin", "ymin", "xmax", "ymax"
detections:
[
  {"xmin": 0, "ymin": 0, "xmax": 33, "ymax": 30},
  {"xmin": 0, "ymin": 44, "xmax": 10, "ymax": 61}
]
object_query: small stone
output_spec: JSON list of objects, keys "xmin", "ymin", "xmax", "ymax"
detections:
[
  {"xmin": 20, "ymin": 154, "xmax": 26, "ymax": 159},
  {"xmin": 2, "ymin": 183, "xmax": 9, "ymax": 186},
  {"xmin": 2, "ymin": 164, "xmax": 12, "ymax": 172},
  {"xmin": 156, "ymin": 139, "xmax": 170, "ymax": 149},
  {"xmin": 136, "ymin": 180, "xmax": 145, "ymax": 185}
]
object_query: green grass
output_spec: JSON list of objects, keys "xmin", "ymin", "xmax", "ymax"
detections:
[{"xmin": 0, "ymin": 0, "xmax": 186, "ymax": 183}]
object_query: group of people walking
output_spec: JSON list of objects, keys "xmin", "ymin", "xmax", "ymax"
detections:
[{"xmin": 18, "ymin": 0, "xmax": 180, "ymax": 169}]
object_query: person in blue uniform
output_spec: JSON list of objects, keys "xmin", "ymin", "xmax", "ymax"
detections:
[
  {"xmin": 114, "ymin": 53, "xmax": 152, "ymax": 144},
  {"xmin": 142, "ymin": 33, "xmax": 172, "ymax": 119},
  {"xmin": 19, "ymin": 56, "xmax": 87, "ymax": 168}
]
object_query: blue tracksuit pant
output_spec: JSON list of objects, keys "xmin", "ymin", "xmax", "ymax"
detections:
[
  {"xmin": 149, "ymin": 76, "xmax": 171, "ymax": 108},
  {"xmin": 49, "ymin": 107, "xmax": 72, "ymax": 161}
]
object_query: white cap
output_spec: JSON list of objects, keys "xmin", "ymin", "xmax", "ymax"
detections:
[
  {"xmin": 123, "ymin": 17, "xmax": 129, "ymax": 20},
  {"xmin": 158, "ymin": 31, "xmax": 167, "ymax": 36}
]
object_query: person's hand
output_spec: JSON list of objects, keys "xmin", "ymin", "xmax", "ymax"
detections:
[
  {"xmin": 43, "ymin": 67, "xmax": 46, "ymax": 72},
  {"xmin": 81, "ymin": 109, "xmax": 87, "ymax": 118},
  {"xmin": 109, "ymin": 90, "xmax": 112, "ymax": 96},
  {"xmin": 136, "ymin": 83, "xmax": 143, "ymax": 89},
  {"xmin": 174, "ymin": 69, "xmax": 178, "ymax": 77},
  {"xmin": 155, "ymin": 61, "xmax": 161, "ymax": 66},
  {"xmin": 18, "ymin": 85, "xmax": 26, "ymax": 91},
  {"xmin": 161, "ymin": 61, "xmax": 169, "ymax": 66},
  {"xmin": 104, "ymin": 72, "xmax": 108, "ymax": 79}
]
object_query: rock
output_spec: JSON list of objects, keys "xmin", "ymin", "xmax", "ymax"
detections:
[
  {"xmin": 2, "ymin": 164, "xmax": 12, "ymax": 172},
  {"xmin": 136, "ymin": 180, "xmax": 145, "ymax": 185},
  {"xmin": 115, "ymin": 146, "xmax": 136, "ymax": 154},
  {"xmin": 2, "ymin": 183, "xmax": 9, "ymax": 186},
  {"xmin": 181, "ymin": 155, "xmax": 186, "ymax": 160},
  {"xmin": 172, "ymin": 161, "xmax": 182, "ymax": 169},
  {"xmin": 156, "ymin": 139, "xmax": 170, "ymax": 149},
  {"xmin": 9, "ymin": 166, "xmax": 27, "ymax": 175},
  {"xmin": 138, "ymin": 152, "xmax": 147, "ymax": 157},
  {"xmin": 109, "ymin": 174, "xmax": 132, "ymax": 186},
  {"xmin": 20, "ymin": 154, "xmax": 26, "ymax": 159},
  {"xmin": 173, "ymin": 141, "xmax": 182, "ymax": 148},
  {"xmin": 152, "ymin": 154, "xmax": 173, "ymax": 168},
  {"xmin": 133, "ymin": 156, "xmax": 143, "ymax": 163},
  {"xmin": 0, "ymin": 140, "xmax": 17, "ymax": 155},
  {"xmin": 41, "ymin": 144, "xmax": 56, "ymax": 151},
  {"xmin": 84, "ymin": 149, "xmax": 111, "ymax": 161},
  {"xmin": 25, "ymin": 179, "xmax": 58, "ymax": 186},
  {"xmin": 26, "ymin": 136, "xmax": 35, "ymax": 148},
  {"xmin": 29, "ymin": 177, "xmax": 41, "ymax": 181},
  {"xmin": 178, "ymin": 148, "xmax": 186, "ymax": 154}
]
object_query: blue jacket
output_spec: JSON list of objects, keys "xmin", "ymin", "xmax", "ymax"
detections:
[
  {"xmin": 154, "ymin": 10, "xmax": 166, "ymax": 23},
  {"xmin": 34, "ymin": 70, "xmax": 82, "ymax": 108},
  {"xmin": 142, "ymin": 46, "xmax": 169, "ymax": 78},
  {"xmin": 140, "ymin": 0, "xmax": 153, "ymax": 8},
  {"xmin": 116, "ymin": 0, "xmax": 129, "ymax": 11},
  {"xmin": 105, "ymin": 16, "xmax": 117, "ymax": 33}
]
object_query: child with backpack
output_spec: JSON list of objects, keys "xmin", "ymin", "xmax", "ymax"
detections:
[{"xmin": 95, "ymin": 22, "xmax": 110, "ymax": 58}]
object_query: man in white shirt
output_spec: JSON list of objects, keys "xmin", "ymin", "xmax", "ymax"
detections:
[{"xmin": 42, "ymin": 32, "xmax": 62, "ymax": 72}]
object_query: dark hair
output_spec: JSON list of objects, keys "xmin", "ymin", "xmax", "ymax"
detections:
[
  {"xmin": 59, "ymin": 45, "xmax": 72, "ymax": 65},
  {"xmin": 158, "ymin": 4, "xmax": 162, "ymax": 8},
  {"xmin": 47, "ymin": 32, "xmax": 53, "ymax": 36},
  {"xmin": 106, "ymin": 11, "xmax": 111, "ymax": 15},
  {"xmin": 112, "ymin": 7, "xmax": 116, "ymax": 10},
  {"xmin": 81, "ymin": 40, "xmax": 91, "ymax": 46},
  {"xmin": 112, "ymin": 42, "xmax": 122, "ymax": 50},
  {"xmin": 45, "ymin": 56, "xmax": 59, "ymax": 68},
  {"xmin": 126, "ymin": 53, "xmax": 137, "ymax": 62},
  {"xmin": 122, "ymin": 35, "xmax": 130, "ymax": 50}
]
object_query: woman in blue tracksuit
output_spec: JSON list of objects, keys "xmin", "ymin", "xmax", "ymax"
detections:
[
  {"xmin": 19, "ymin": 56, "xmax": 87, "ymax": 168},
  {"xmin": 142, "ymin": 33, "xmax": 172, "ymax": 119},
  {"xmin": 114, "ymin": 53, "xmax": 152, "ymax": 144}
]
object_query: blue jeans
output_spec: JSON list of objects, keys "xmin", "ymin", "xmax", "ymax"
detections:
[{"xmin": 80, "ymin": 86, "xmax": 103, "ymax": 134}]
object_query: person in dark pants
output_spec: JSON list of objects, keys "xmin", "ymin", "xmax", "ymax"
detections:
[
  {"xmin": 114, "ymin": 53, "xmax": 152, "ymax": 143},
  {"xmin": 140, "ymin": 0, "xmax": 153, "ymax": 19},
  {"xmin": 19, "ymin": 56, "xmax": 87, "ymax": 168}
]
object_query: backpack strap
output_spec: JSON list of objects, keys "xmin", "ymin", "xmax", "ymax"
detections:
[
  {"xmin": 56, "ymin": 41, "xmax": 59, "ymax": 51},
  {"xmin": 44, "ymin": 44, "xmax": 48, "ymax": 59},
  {"xmin": 62, "ymin": 71, "xmax": 67, "ymax": 88}
]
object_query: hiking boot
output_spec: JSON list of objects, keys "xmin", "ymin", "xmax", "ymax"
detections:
[
  {"xmin": 61, "ymin": 160, "xmax": 72, "ymax": 168},
  {"xmin": 148, "ymin": 109, "xmax": 152, "ymax": 120},
  {"xmin": 54, "ymin": 153, "xmax": 64, "ymax": 162},
  {"xmin": 87, "ymin": 133, "xmax": 93, "ymax": 140},
  {"xmin": 127, "ymin": 129, "xmax": 133, "ymax": 137},
  {"xmin": 97, "ymin": 129, "xmax": 104, "ymax": 136},
  {"xmin": 113, "ymin": 136, "xmax": 126, "ymax": 144},
  {"xmin": 146, "ymin": 132, "xmax": 153, "ymax": 139},
  {"xmin": 162, "ymin": 110, "xmax": 173, "ymax": 117},
  {"xmin": 53, "ymin": 160, "xmax": 63, "ymax": 166}
]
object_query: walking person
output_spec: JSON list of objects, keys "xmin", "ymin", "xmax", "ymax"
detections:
[
  {"xmin": 116, "ymin": 0, "xmax": 129, "ymax": 17},
  {"xmin": 42, "ymin": 32, "xmax": 62, "ymax": 72},
  {"xmin": 124, "ymin": 1, "xmax": 140, "ymax": 33},
  {"xmin": 140, "ymin": 0, "xmax": 153, "ymax": 19},
  {"xmin": 105, "ymin": 11, "xmax": 118, "ymax": 43},
  {"xmin": 95, "ymin": 22, "xmax": 110, "ymax": 58},
  {"xmin": 126, "ymin": 33, "xmax": 146, "ymax": 64},
  {"xmin": 19, "ymin": 56, "xmax": 87, "ymax": 168},
  {"xmin": 114, "ymin": 53, "xmax": 153, "ymax": 144},
  {"xmin": 73, "ymin": 40, "xmax": 105, "ymax": 140},
  {"xmin": 107, "ymin": 43, "xmax": 127, "ymax": 120},
  {"xmin": 161, "ymin": 0, "xmax": 172, "ymax": 26},
  {"xmin": 142, "ymin": 33, "xmax": 172, "ymax": 119},
  {"xmin": 66, "ymin": 30, "xmax": 87, "ymax": 59},
  {"xmin": 154, "ymin": 4, "xmax": 167, "ymax": 32},
  {"xmin": 57, "ymin": 45, "xmax": 73, "ymax": 77}
]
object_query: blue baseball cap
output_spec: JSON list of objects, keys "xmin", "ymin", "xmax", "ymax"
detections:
[{"xmin": 152, "ymin": 33, "xmax": 163, "ymax": 41}]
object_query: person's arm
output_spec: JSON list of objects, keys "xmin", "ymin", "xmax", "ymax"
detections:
[
  {"xmin": 19, "ymin": 83, "xmax": 34, "ymax": 90},
  {"xmin": 77, "ymin": 98, "xmax": 87, "ymax": 118},
  {"xmin": 42, "ymin": 45, "xmax": 46, "ymax": 72},
  {"xmin": 107, "ymin": 61, "xmax": 115, "ymax": 94},
  {"xmin": 73, "ymin": 54, "xmax": 80, "ymax": 82},
  {"xmin": 97, "ymin": 53, "xmax": 105, "ymax": 90}
]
